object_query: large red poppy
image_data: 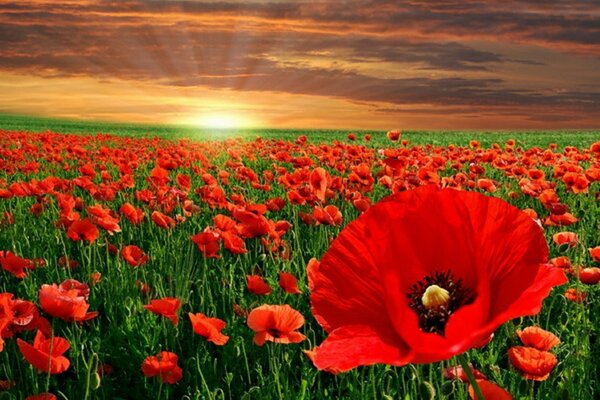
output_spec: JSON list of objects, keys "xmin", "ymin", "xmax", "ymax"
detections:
[{"xmin": 307, "ymin": 185, "xmax": 567, "ymax": 373}]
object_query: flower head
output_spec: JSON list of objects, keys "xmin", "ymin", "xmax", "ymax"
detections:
[
  {"xmin": 247, "ymin": 304, "xmax": 305, "ymax": 346},
  {"xmin": 39, "ymin": 281, "xmax": 97, "ymax": 322},
  {"xmin": 141, "ymin": 351, "xmax": 182, "ymax": 384},
  {"xmin": 516, "ymin": 327, "xmax": 560, "ymax": 351},
  {"xmin": 308, "ymin": 185, "xmax": 566, "ymax": 372},
  {"xmin": 189, "ymin": 313, "xmax": 229, "ymax": 345},
  {"xmin": 121, "ymin": 245, "xmax": 148, "ymax": 267},
  {"xmin": 508, "ymin": 346, "xmax": 557, "ymax": 381},
  {"xmin": 17, "ymin": 330, "xmax": 70, "ymax": 374},
  {"xmin": 144, "ymin": 297, "xmax": 181, "ymax": 326}
]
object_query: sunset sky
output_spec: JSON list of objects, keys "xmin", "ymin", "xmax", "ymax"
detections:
[{"xmin": 1, "ymin": 0, "xmax": 599, "ymax": 129}]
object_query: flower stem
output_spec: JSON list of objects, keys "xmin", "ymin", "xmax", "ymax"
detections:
[{"xmin": 457, "ymin": 353, "xmax": 484, "ymax": 400}]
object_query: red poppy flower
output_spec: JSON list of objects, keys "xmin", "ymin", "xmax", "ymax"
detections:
[
  {"xmin": 516, "ymin": 327, "xmax": 560, "ymax": 351},
  {"xmin": 549, "ymin": 256, "xmax": 571, "ymax": 270},
  {"xmin": 552, "ymin": 232, "xmax": 578, "ymax": 247},
  {"xmin": 121, "ymin": 245, "xmax": 148, "ymax": 267},
  {"xmin": 191, "ymin": 230, "xmax": 221, "ymax": 258},
  {"xmin": 57, "ymin": 256, "xmax": 79, "ymax": 269},
  {"xmin": 0, "ymin": 251, "xmax": 36, "ymax": 279},
  {"xmin": 4, "ymin": 297, "xmax": 51, "ymax": 337},
  {"xmin": 564, "ymin": 288, "xmax": 586, "ymax": 303},
  {"xmin": 120, "ymin": 202, "xmax": 144, "ymax": 225},
  {"xmin": 90, "ymin": 272, "xmax": 102, "ymax": 286},
  {"xmin": 279, "ymin": 272, "xmax": 302, "ymax": 294},
  {"xmin": 266, "ymin": 197, "xmax": 286, "ymax": 212},
  {"xmin": 141, "ymin": 351, "xmax": 182, "ymax": 384},
  {"xmin": 246, "ymin": 275, "xmax": 272, "ymax": 296},
  {"xmin": 590, "ymin": 246, "xmax": 600, "ymax": 263},
  {"xmin": 66, "ymin": 218, "xmax": 99, "ymax": 243},
  {"xmin": 246, "ymin": 304, "xmax": 305, "ymax": 345},
  {"xmin": 144, "ymin": 297, "xmax": 181, "ymax": 326},
  {"xmin": 387, "ymin": 129, "xmax": 401, "ymax": 141},
  {"xmin": 307, "ymin": 185, "xmax": 566, "ymax": 372},
  {"xmin": 544, "ymin": 212, "xmax": 578, "ymax": 227},
  {"xmin": 0, "ymin": 294, "xmax": 13, "ymax": 351},
  {"xmin": 313, "ymin": 205, "xmax": 343, "ymax": 226},
  {"xmin": 151, "ymin": 211, "xmax": 176, "ymax": 229},
  {"xmin": 220, "ymin": 231, "xmax": 247, "ymax": 255},
  {"xmin": 39, "ymin": 282, "xmax": 97, "ymax": 322},
  {"xmin": 188, "ymin": 313, "xmax": 229, "ymax": 345},
  {"xmin": 25, "ymin": 394, "xmax": 57, "ymax": 400},
  {"xmin": 477, "ymin": 179, "xmax": 497, "ymax": 193},
  {"xmin": 468, "ymin": 380, "xmax": 512, "ymax": 400},
  {"xmin": 17, "ymin": 330, "xmax": 70, "ymax": 374},
  {"xmin": 310, "ymin": 167, "xmax": 328, "ymax": 202},
  {"xmin": 578, "ymin": 267, "xmax": 600, "ymax": 284},
  {"xmin": 59, "ymin": 279, "xmax": 90, "ymax": 298},
  {"xmin": 508, "ymin": 346, "xmax": 557, "ymax": 381},
  {"xmin": 233, "ymin": 208, "xmax": 272, "ymax": 238},
  {"xmin": 176, "ymin": 173, "xmax": 191, "ymax": 191}
]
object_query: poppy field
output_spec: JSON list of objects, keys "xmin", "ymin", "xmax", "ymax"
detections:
[{"xmin": 0, "ymin": 120, "xmax": 599, "ymax": 399}]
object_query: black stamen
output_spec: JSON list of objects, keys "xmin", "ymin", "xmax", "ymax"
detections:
[{"xmin": 406, "ymin": 270, "xmax": 476, "ymax": 335}]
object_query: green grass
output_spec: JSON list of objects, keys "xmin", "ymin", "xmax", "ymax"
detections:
[
  {"xmin": 0, "ymin": 114, "xmax": 598, "ymax": 399},
  {"xmin": 1, "ymin": 112, "xmax": 598, "ymax": 147}
]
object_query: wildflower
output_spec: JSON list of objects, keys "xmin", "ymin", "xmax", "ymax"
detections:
[
  {"xmin": 279, "ymin": 272, "xmax": 302, "ymax": 294},
  {"xmin": 307, "ymin": 185, "xmax": 566, "ymax": 372},
  {"xmin": 141, "ymin": 351, "xmax": 182, "ymax": 384},
  {"xmin": 121, "ymin": 245, "xmax": 148, "ymax": 267},
  {"xmin": 247, "ymin": 304, "xmax": 305, "ymax": 345},
  {"xmin": 66, "ymin": 218, "xmax": 99, "ymax": 243},
  {"xmin": 144, "ymin": 298, "xmax": 181, "ymax": 326},
  {"xmin": 508, "ymin": 346, "xmax": 557, "ymax": 381},
  {"xmin": 189, "ymin": 313, "xmax": 229, "ymax": 345},
  {"xmin": 17, "ymin": 330, "xmax": 70, "ymax": 374},
  {"xmin": 247, "ymin": 275, "xmax": 272, "ymax": 296},
  {"xmin": 39, "ymin": 282, "xmax": 97, "ymax": 322},
  {"xmin": 516, "ymin": 327, "xmax": 559, "ymax": 351}
]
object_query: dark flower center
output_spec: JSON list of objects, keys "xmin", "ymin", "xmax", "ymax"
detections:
[
  {"xmin": 267, "ymin": 328, "xmax": 282, "ymax": 338},
  {"xmin": 407, "ymin": 270, "xmax": 476, "ymax": 336}
]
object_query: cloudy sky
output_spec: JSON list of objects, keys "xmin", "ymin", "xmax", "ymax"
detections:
[{"xmin": 1, "ymin": 0, "xmax": 599, "ymax": 129}]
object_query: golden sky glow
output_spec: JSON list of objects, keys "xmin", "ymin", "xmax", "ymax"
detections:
[{"xmin": 0, "ymin": 0, "xmax": 599, "ymax": 129}]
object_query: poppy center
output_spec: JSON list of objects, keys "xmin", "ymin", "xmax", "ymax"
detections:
[
  {"xmin": 267, "ymin": 328, "xmax": 282, "ymax": 338},
  {"xmin": 407, "ymin": 270, "xmax": 476, "ymax": 335}
]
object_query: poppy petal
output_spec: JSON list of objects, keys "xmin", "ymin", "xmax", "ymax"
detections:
[{"xmin": 307, "ymin": 325, "xmax": 411, "ymax": 374}]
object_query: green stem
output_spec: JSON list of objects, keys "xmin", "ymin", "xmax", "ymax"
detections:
[{"xmin": 457, "ymin": 354, "xmax": 484, "ymax": 400}]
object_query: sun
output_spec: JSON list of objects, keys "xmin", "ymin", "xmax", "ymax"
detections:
[
  {"xmin": 184, "ymin": 113, "xmax": 253, "ymax": 130},
  {"xmin": 202, "ymin": 114, "xmax": 240, "ymax": 129}
]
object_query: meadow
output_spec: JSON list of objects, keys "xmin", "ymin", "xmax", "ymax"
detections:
[{"xmin": 0, "ymin": 114, "xmax": 599, "ymax": 399}]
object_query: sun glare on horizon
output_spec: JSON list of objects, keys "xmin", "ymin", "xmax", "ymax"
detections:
[{"xmin": 183, "ymin": 113, "xmax": 256, "ymax": 130}]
